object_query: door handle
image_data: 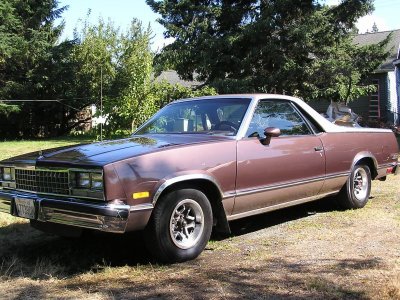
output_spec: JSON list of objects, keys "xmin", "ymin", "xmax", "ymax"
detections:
[{"xmin": 314, "ymin": 146, "xmax": 324, "ymax": 152}]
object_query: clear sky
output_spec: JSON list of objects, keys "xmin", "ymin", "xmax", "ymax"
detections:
[
  {"xmin": 326, "ymin": 0, "xmax": 400, "ymax": 33},
  {"xmin": 58, "ymin": 0, "xmax": 400, "ymax": 50},
  {"xmin": 58, "ymin": 0, "xmax": 173, "ymax": 51}
]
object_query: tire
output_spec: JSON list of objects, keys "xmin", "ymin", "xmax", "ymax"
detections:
[
  {"xmin": 144, "ymin": 188, "xmax": 213, "ymax": 263},
  {"xmin": 337, "ymin": 164, "xmax": 372, "ymax": 209}
]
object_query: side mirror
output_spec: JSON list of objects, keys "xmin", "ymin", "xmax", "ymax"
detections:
[{"xmin": 262, "ymin": 127, "xmax": 281, "ymax": 145}]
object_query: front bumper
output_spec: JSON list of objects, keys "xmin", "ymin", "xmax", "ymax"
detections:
[{"xmin": 0, "ymin": 190, "xmax": 153, "ymax": 233}]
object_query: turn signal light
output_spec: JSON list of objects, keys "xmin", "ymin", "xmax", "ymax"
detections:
[{"xmin": 133, "ymin": 191, "xmax": 150, "ymax": 200}]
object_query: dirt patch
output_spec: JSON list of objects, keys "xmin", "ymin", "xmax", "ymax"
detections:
[{"xmin": 0, "ymin": 175, "xmax": 399, "ymax": 299}]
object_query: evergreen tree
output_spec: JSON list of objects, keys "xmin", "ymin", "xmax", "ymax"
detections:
[
  {"xmin": 0, "ymin": 0, "xmax": 72, "ymax": 137},
  {"xmin": 147, "ymin": 0, "xmax": 390, "ymax": 102}
]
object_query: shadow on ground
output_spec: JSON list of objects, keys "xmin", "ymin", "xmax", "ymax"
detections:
[
  {"xmin": 0, "ymin": 196, "xmax": 342, "ymax": 279},
  {"xmin": 226, "ymin": 196, "xmax": 339, "ymax": 237}
]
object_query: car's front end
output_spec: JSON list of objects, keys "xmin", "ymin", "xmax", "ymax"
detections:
[{"xmin": 0, "ymin": 146, "xmax": 156, "ymax": 235}]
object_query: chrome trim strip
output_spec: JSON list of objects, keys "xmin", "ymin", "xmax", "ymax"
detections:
[
  {"xmin": 38, "ymin": 207, "xmax": 127, "ymax": 233},
  {"xmin": 24, "ymin": 167, "xmax": 68, "ymax": 173},
  {"xmin": 351, "ymin": 152, "xmax": 378, "ymax": 171},
  {"xmin": 129, "ymin": 203, "xmax": 154, "ymax": 212},
  {"xmin": 325, "ymin": 172, "xmax": 351, "ymax": 179},
  {"xmin": 235, "ymin": 173, "xmax": 349, "ymax": 197},
  {"xmin": 35, "ymin": 199, "xmax": 130, "ymax": 233},
  {"xmin": 235, "ymin": 96, "xmax": 259, "ymax": 140},
  {"xmin": 152, "ymin": 174, "xmax": 225, "ymax": 205},
  {"xmin": 4, "ymin": 188, "xmax": 105, "ymax": 201},
  {"xmin": 377, "ymin": 162, "xmax": 398, "ymax": 170},
  {"xmin": 227, "ymin": 191, "xmax": 339, "ymax": 221},
  {"xmin": 0, "ymin": 189, "xmax": 147, "ymax": 233},
  {"xmin": 67, "ymin": 168, "xmax": 103, "ymax": 173}
]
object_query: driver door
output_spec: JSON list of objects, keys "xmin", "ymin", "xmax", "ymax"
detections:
[{"xmin": 233, "ymin": 99, "xmax": 326, "ymax": 216}]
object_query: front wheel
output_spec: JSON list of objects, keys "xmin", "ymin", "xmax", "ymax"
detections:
[
  {"xmin": 144, "ymin": 188, "xmax": 213, "ymax": 263},
  {"xmin": 337, "ymin": 164, "xmax": 372, "ymax": 209}
]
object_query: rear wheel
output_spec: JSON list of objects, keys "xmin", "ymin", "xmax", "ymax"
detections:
[
  {"xmin": 337, "ymin": 164, "xmax": 371, "ymax": 209},
  {"xmin": 144, "ymin": 188, "xmax": 213, "ymax": 263}
]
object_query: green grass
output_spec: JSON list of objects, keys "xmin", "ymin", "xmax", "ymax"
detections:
[{"xmin": 0, "ymin": 136, "xmax": 94, "ymax": 160}]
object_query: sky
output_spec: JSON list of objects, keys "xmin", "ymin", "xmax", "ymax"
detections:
[
  {"xmin": 58, "ymin": 0, "xmax": 173, "ymax": 51},
  {"xmin": 326, "ymin": 0, "xmax": 400, "ymax": 33},
  {"xmin": 58, "ymin": 0, "xmax": 400, "ymax": 50}
]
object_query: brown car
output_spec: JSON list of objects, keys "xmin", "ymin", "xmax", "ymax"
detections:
[{"xmin": 0, "ymin": 94, "xmax": 398, "ymax": 262}]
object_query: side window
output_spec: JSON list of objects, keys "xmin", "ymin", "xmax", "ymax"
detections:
[{"xmin": 246, "ymin": 100, "xmax": 312, "ymax": 137}]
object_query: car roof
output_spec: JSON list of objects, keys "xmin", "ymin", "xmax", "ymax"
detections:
[{"xmin": 171, "ymin": 93, "xmax": 298, "ymax": 103}]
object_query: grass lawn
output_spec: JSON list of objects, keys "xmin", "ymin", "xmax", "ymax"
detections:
[
  {"xmin": 0, "ymin": 137, "xmax": 94, "ymax": 160},
  {"xmin": 0, "ymin": 139, "xmax": 399, "ymax": 299}
]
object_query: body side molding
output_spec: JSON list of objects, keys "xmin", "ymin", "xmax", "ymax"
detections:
[{"xmin": 228, "ymin": 191, "xmax": 339, "ymax": 221}]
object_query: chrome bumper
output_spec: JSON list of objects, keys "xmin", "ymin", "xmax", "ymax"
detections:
[{"xmin": 0, "ymin": 190, "xmax": 153, "ymax": 233}]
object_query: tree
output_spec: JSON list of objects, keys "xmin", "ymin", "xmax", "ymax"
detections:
[
  {"xmin": 0, "ymin": 1, "xmax": 218, "ymax": 138},
  {"xmin": 72, "ymin": 17, "xmax": 157, "ymax": 133},
  {"xmin": 0, "ymin": 0, "xmax": 77, "ymax": 138},
  {"xmin": 147, "ymin": 0, "xmax": 390, "ymax": 103},
  {"xmin": 152, "ymin": 80, "xmax": 217, "ymax": 108},
  {"xmin": 74, "ymin": 17, "xmax": 217, "ymax": 134},
  {"xmin": 111, "ymin": 21, "xmax": 156, "ymax": 131}
]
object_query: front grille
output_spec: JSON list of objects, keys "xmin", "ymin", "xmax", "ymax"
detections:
[{"xmin": 15, "ymin": 169, "xmax": 69, "ymax": 195}]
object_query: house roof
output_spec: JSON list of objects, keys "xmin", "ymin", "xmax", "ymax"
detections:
[
  {"xmin": 154, "ymin": 70, "xmax": 202, "ymax": 87},
  {"xmin": 353, "ymin": 29, "xmax": 400, "ymax": 72}
]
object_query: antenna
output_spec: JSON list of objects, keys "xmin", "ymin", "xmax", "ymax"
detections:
[{"xmin": 100, "ymin": 66, "xmax": 103, "ymax": 141}]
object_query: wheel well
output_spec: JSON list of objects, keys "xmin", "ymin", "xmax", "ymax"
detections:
[
  {"xmin": 156, "ymin": 179, "xmax": 231, "ymax": 235},
  {"xmin": 355, "ymin": 157, "xmax": 377, "ymax": 179}
]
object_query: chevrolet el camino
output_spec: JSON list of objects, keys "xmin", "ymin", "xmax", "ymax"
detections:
[{"xmin": 0, "ymin": 94, "xmax": 398, "ymax": 262}]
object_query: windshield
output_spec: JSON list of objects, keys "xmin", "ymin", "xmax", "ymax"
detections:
[{"xmin": 136, "ymin": 98, "xmax": 251, "ymax": 136}]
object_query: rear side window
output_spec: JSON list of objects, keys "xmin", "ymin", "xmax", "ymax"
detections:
[
  {"xmin": 292, "ymin": 103, "xmax": 324, "ymax": 134},
  {"xmin": 246, "ymin": 100, "xmax": 312, "ymax": 137}
]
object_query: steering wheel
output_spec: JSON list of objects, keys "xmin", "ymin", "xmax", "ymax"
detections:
[{"xmin": 213, "ymin": 121, "xmax": 238, "ymax": 132}]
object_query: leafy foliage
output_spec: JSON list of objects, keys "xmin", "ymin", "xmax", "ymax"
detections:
[
  {"xmin": 72, "ymin": 17, "xmax": 156, "ymax": 133},
  {"xmin": 147, "ymin": 0, "xmax": 390, "ymax": 102},
  {"xmin": 74, "ymin": 16, "xmax": 217, "ymax": 134},
  {"xmin": 152, "ymin": 80, "xmax": 217, "ymax": 108},
  {"xmin": 0, "ymin": 3, "xmax": 216, "ymax": 138}
]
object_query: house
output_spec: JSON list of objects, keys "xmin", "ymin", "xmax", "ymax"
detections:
[{"xmin": 310, "ymin": 29, "xmax": 400, "ymax": 125}]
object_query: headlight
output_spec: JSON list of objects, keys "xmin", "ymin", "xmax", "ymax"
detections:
[
  {"xmin": 1, "ymin": 167, "xmax": 15, "ymax": 181},
  {"xmin": 73, "ymin": 171, "xmax": 103, "ymax": 190},
  {"xmin": 91, "ymin": 173, "xmax": 103, "ymax": 189},
  {"xmin": 76, "ymin": 172, "xmax": 91, "ymax": 188}
]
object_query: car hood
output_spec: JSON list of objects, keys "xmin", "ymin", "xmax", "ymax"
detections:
[{"xmin": 2, "ymin": 134, "xmax": 232, "ymax": 167}]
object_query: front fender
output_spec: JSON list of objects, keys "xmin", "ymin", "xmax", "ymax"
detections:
[{"xmin": 151, "ymin": 171, "xmax": 225, "ymax": 205}]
